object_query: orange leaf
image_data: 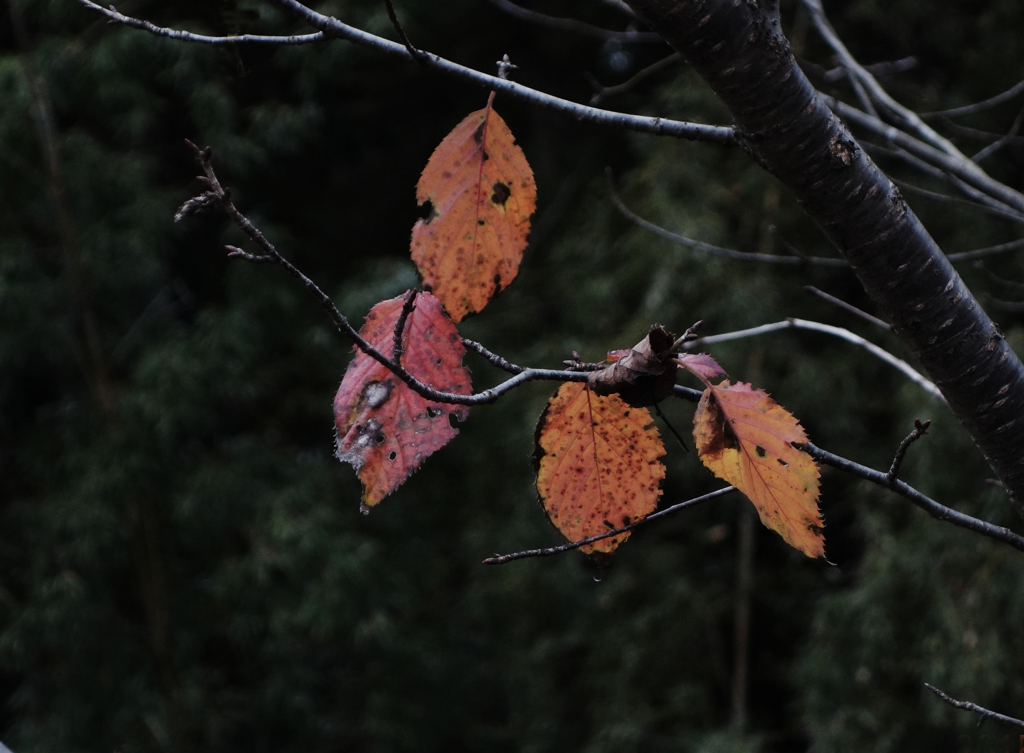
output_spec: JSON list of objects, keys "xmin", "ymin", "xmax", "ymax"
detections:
[
  {"xmin": 692, "ymin": 381, "xmax": 825, "ymax": 558},
  {"xmin": 334, "ymin": 291, "xmax": 471, "ymax": 508},
  {"xmin": 411, "ymin": 92, "xmax": 537, "ymax": 322},
  {"xmin": 534, "ymin": 383, "xmax": 665, "ymax": 557}
]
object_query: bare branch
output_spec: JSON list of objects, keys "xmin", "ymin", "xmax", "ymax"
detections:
[
  {"xmin": 803, "ymin": 286, "xmax": 891, "ymax": 330},
  {"xmin": 802, "ymin": 0, "xmax": 963, "ymax": 160},
  {"xmin": 925, "ymin": 684, "xmax": 1024, "ymax": 729},
  {"xmin": 486, "ymin": 0, "xmax": 664, "ymax": 43},
  {"xmin": 589, "ymin": 52, "xmax": 682, "ymax": 106},
  {"xmin": 829, "ymin": 98, "xmax": 1024, "ymax": 218},
  {"xmin": 884, "ymin": 173, "xmax": 1024, "ymax": 227},
  {"xmin": 262, "ymin": 0, "xmax": 737, "ymax": 146},
  {"xmin": 461, "ymin": 339, "xmax": 525, "ymax": 374},
  {"xmin": 920, "ymin": 79, "xmax": 1024, "ymax": 119},
  {"xmin": 947, "ymin": 238, "xmax": 1024, "ymax": 263},
  {"xmin": 75, "ymin": 0, "xmax": 325, "ymax": 44},
  {"xmin": 684, "ymin": 319, "xmax": 944, "ymax": 401},
  {"xmin": 608, "ymin": 173, "xmax": 847, "ymax": 266},
  {"xmin": 972, "ymin": 104, "xmax": 1024, "ymax": 164},
  {"xmin": 482, "ymin": 487, "xmax": 736, "ymax": 565},
  {"xmin": 886, "ymin": 418, "xmax": 930, "ymax": 484},
  {"xmin": 797, "ymin": 443, "xmax": 1024, "ymax": 554}
]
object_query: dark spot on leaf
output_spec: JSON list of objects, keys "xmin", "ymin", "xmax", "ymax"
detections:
[
  {"xmin": 482, "ymin": 151, "xmax": 489, "ymax": 161},
  {"xmin": 418, "ymin": 199, "xmax": 437, "ymax": 224},
  {"xmin": 388, "ymin": 451, "xmax": 397, "ymax": 461},
  {"xmin": 472, "ymin": 122, "xmax": 485, "ymax": 144},
  {"xmin": 777, "ymin": 458, "xmax": 789, "ymax": 467},
  {"xmin": 493, "ymin": 273, "xmax": 502, "ymax": 286},
  {"xmin": 756, "ymin": 445, "xmax": 767, "ymax": 457},
  {"xmin": 478, "ymin": 219, "xmax": 485, "ymax": 225},
  {"xmin": 426, "ymin": 406, "xmax": 442, "ymax": 418},
  {"xmin": 374, "ymin": 433, "xmax": 386, "ymax": 444},
  {"xmin": 490, "ymin": 181, "xmax": 511, "ymax": 205},
  {"xmin": 436, "ymin": 357, "xmax": 443, "ymax": 365}
]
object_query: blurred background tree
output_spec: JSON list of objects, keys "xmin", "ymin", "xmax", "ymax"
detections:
[{"xmin": 0, "ymin": 0, "xmax": 1022, "ymax": 751}]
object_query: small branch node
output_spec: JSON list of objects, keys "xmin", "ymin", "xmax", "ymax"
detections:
[
  {"xmin": 671, "ymin": 320, "xmax": 703, "ymax": 351},
  {"xmin": 496, "ymin": 53, "xmax": 518, "ymax": 80},
  {"xmin": 924, "ymin": 683, "xmax": 1024, "ymax": 729}
]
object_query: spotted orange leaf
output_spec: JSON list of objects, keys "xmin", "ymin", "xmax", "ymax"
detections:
[
  {"xmin": 534, "ymin": 382, "xmax": 666, "ymax": 558},
  {"xmin": 334, "ymin": 291, "xmax": 471, "ymax": 509},
  {"xmin": 411, "ymin": 92, "xmax": 536, "ymax": 322},
  {"xmin": 692, "ymin": 381, "xmax": 825, "ymax": 558}
]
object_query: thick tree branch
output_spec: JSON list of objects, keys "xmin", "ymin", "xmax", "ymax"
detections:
[{"xmin": 624, "ymin": 0, "xmax": 1024, "ymax": 518}]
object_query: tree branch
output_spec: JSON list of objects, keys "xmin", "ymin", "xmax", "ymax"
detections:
[
  {"xmin": 797, "ymin": 442, "xmax": 1024, "ymax": 554},
  {"xmin": 482, "ymin": 486, "xmax": 736, "ymax": 564},
  {"xmin": 924, "ymin": 683, "xmax": 1024, "ymax": 729},
  {"xmin": 803, "ymin": 285, "xmax": 891, "ymax": 330},
  {"xmin": 608, "ymin": 172, "xmax": 847, "ymax": 266},
  {"xmin": 75, "ymin": 0, "xmax": 325, "ymax": 44},
  {"xmin": 624, "ymin": 0, "xmax": 1024, "ymax": 518},
  {"xmin": 684, "ymin": 319, "xmax": 944, "ymax": 401},
  {"xmin": 920, "ymin": 79, "xmax": 1024, "ymax": 120}
]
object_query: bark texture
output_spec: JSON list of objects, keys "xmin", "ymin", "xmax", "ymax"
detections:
[{"xmin": 626, "ymin": 0, "xmax": 1024, "ymax": 517}]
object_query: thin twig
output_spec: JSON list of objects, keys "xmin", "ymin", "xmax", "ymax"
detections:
[
  {"xmin": 684, "ymin": 318, "xmax": 945, "ymax": 401},
  {"xmin": 590, "ymin": 53, "xmax": 682, "ymax": 106},
  {"xmin": 461, "ymin": 339, "xmax": 525, "ymax": 373},
  {"xmin": 920, "ymin": 79, "xmax": 1024, "ymax": 119},
  {"xmin": 886, "ymin": 418, "xmax": 931, "ymax": 484},
  {"xmin": 392, "ymin": 289, "xmax": 418, "ymax": 364},
  {"xmin": 973, "ymin": 261, "xmax": 1024, "ymax": 293},
  {"xmin": 885, "ymin": 174, "xmax": 1024, "ymax": 227},
  {"xmin": 798, "ymin": 443, "xmax": 1024, "ymax": 554},
  {"xmin": 75, "ymin": 0, "xmax": 325, "ymax": 44},
  {"xmin": 381, "ymin": 0, "xmax": 426, "ymax": 63},
  {"xmin": 947, "ymin": 238, "xmax": 1024, "ymax": 263},
  {"xmin": 804, "ymin": 286, "xmax": 891, "ymax": 330},
  {"xmin": 482, "ymin": 487, "xmax": 736, "ymax": 564},
  {"xmin": 485, "ymin": 0, "xmax": 663, "ymax": 43},
  {"xmin": 608, "ymin": 172, "xmax": 847, "ymax": 266},
  {"xmin": 654, "ymin": 402, "xmax": 688, "ymax": 452},
  {"xmin": 820, "ymin": 56, "xmax": 917, "ymax": 84},
  {"xmin": 924, "ymin": 684, "xmax": 1024, "ymax": 729},
  {"xmin": 972, "ymin": 104, "xmax": 1024, "ymax": 164}
]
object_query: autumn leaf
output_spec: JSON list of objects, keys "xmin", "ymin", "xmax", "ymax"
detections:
[
  {"xmin": 334, "ymin": 291, "xmax": 472, "ymax": 509},
  {"xmin": 692, "ymin": 381, "xmax": 824, "ymax": 558},
  {"xmin": 534, "ymin": 382, "xmax": 666, "ymax": 558},
  {"xmin": 587, "ymin": 325, "xmax": 678, "ymax": 407},
  {"xmin": 411, "ymin": 92, "xmax": 537, "ymax": 323}
]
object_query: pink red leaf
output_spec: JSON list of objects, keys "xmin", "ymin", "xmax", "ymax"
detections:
[{"xmin": 334, "ymin": 291, "xmax": 472, "ymax": 508}]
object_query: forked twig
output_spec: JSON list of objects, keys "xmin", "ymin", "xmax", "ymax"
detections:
[
  {"xmin": 483, "ymin": 487, "xmax": 736, "ymax": 565},
  {"xmin": 797, "ymin": 442, "xmax": 1024, "ymax": 553},
  {"xmin": 886, "ymin": 418, "xmax": 931, "ymax": 484},
  {"xmin": 392, "ymin": 289, "xmax": 418, "ymax": 364}
]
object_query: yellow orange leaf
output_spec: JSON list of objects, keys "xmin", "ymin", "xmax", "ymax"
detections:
[
  {"xmin": 411, "ymin": 92, "xmax": 536, "ymax": 322},
  {"xmin": 693, "ymin": 381, "xmax": 825, "ymax": 558},
  {"xmin": 534, "ymin": 383, "xmax": 665, "ymax": 557}
]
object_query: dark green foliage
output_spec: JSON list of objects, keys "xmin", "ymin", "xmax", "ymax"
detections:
[{"xmin": 1, "ymin": 0, "xmax": 1023, "ymax": 751}]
